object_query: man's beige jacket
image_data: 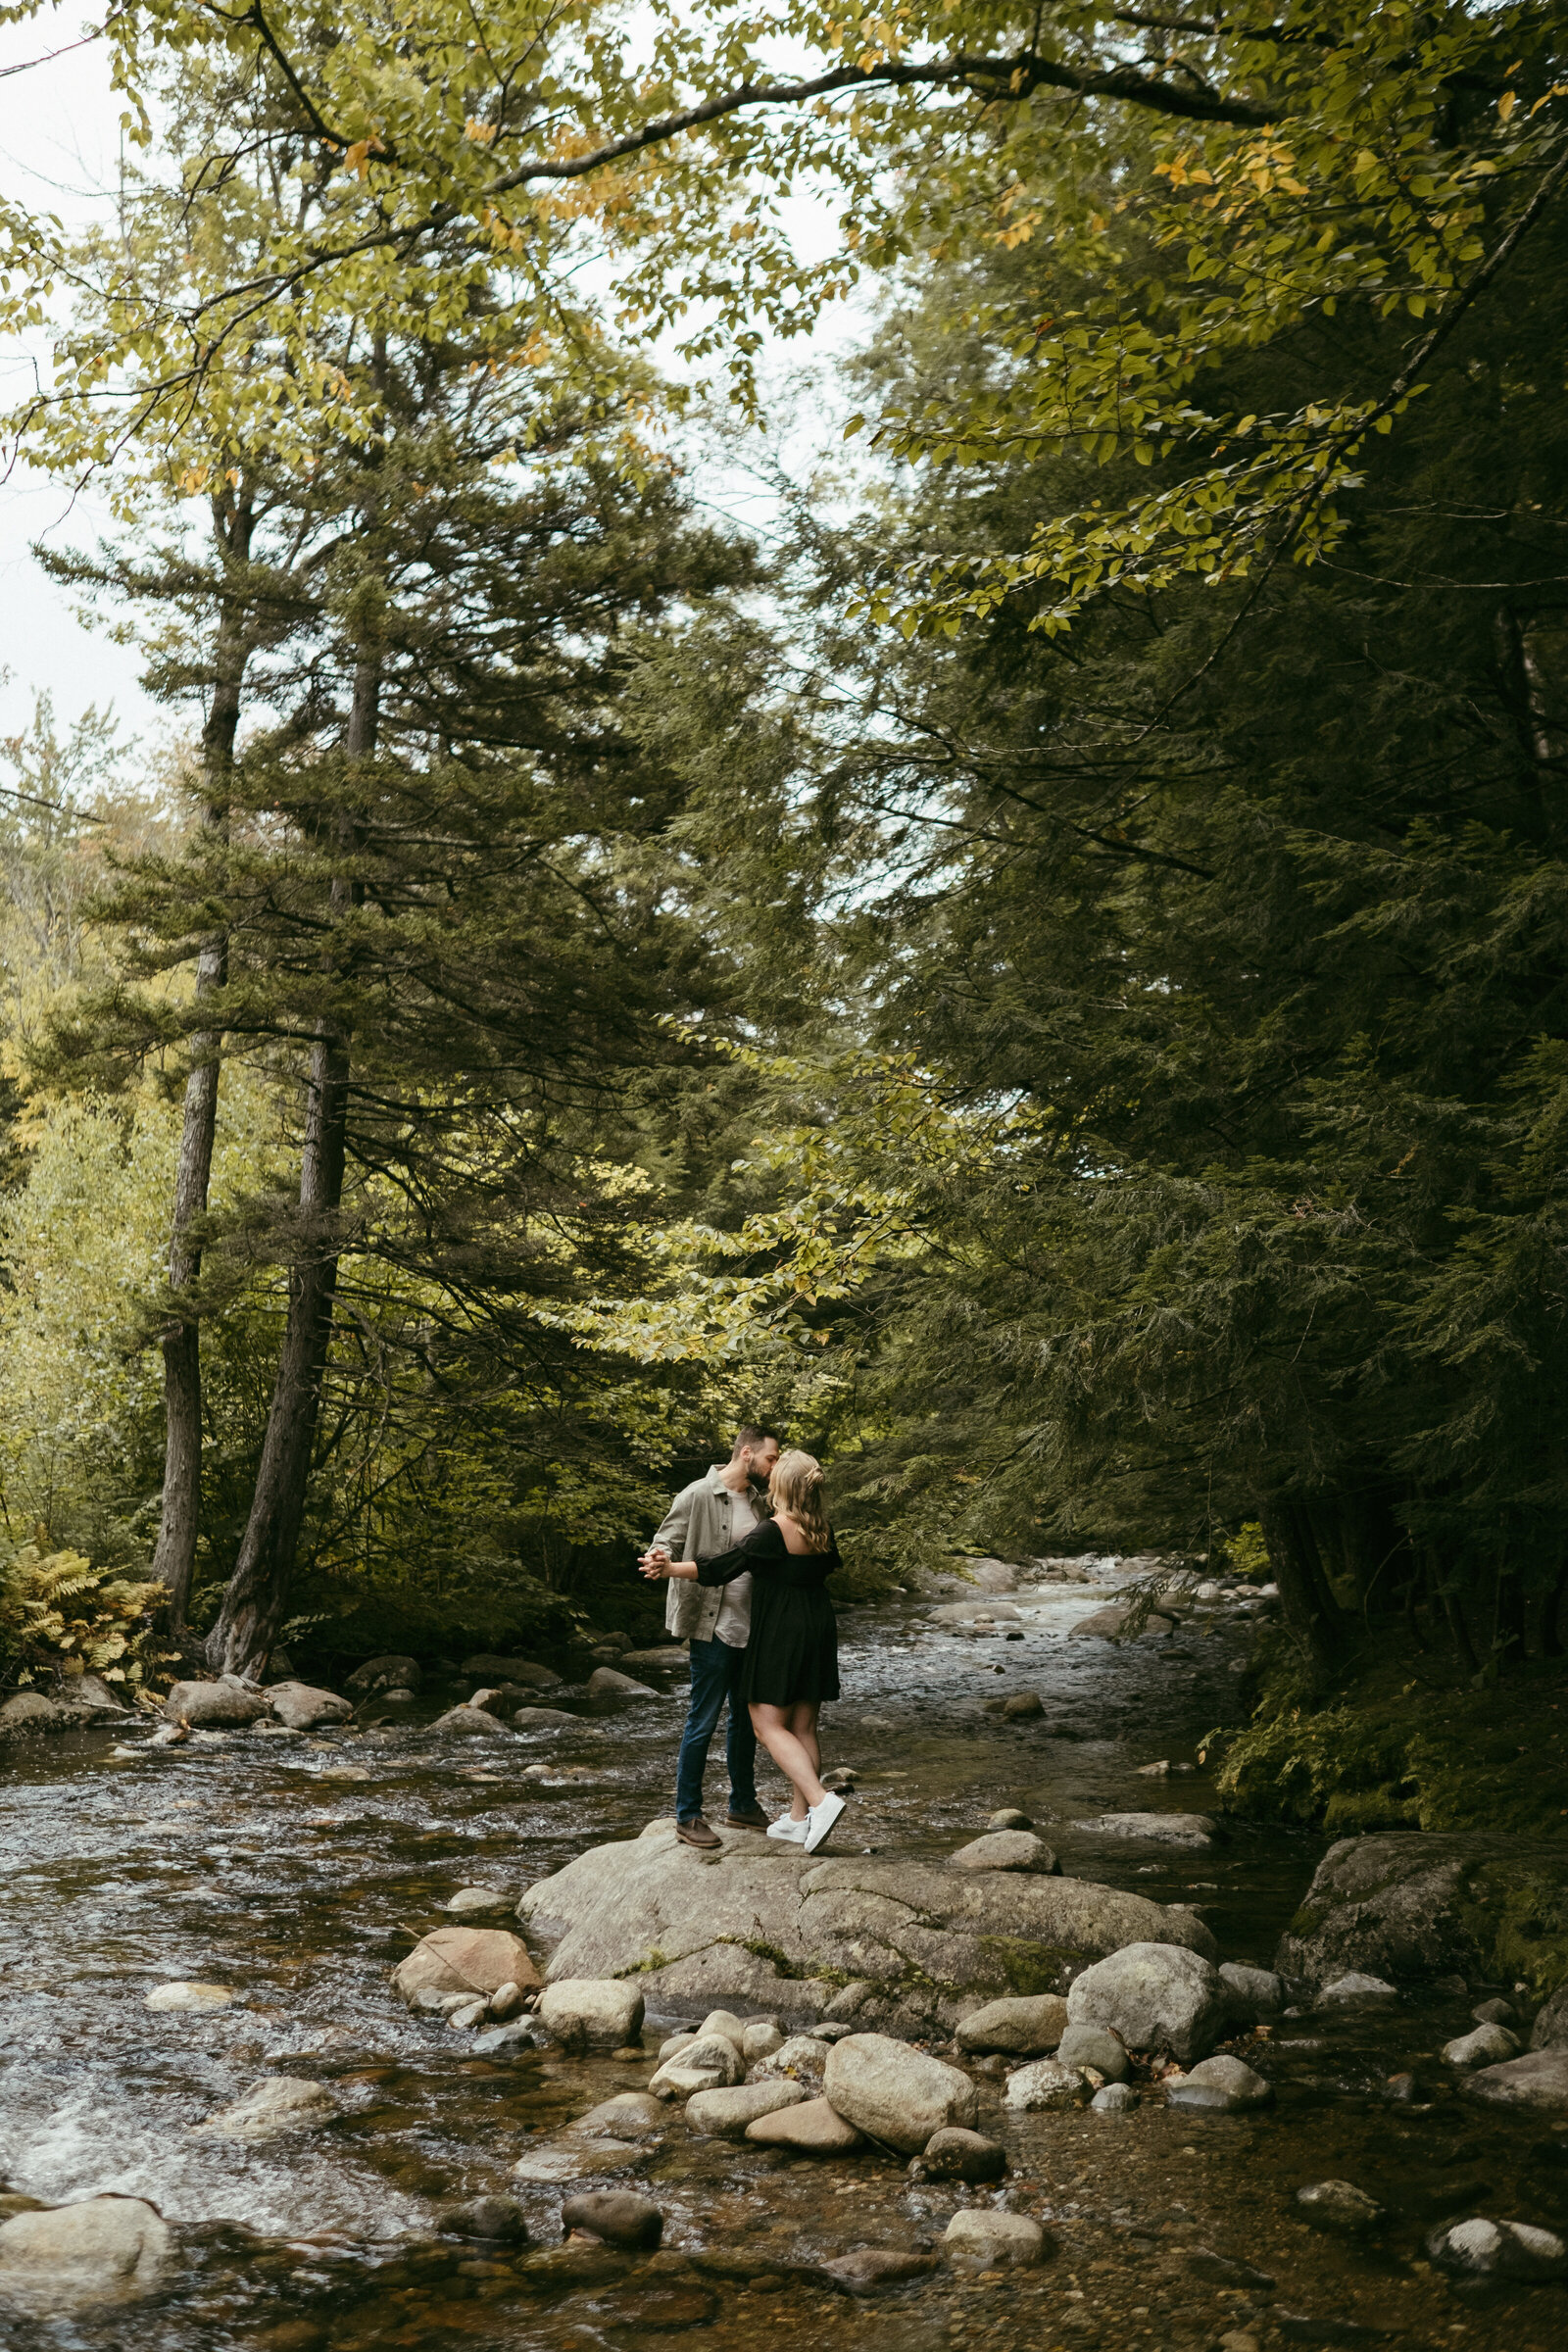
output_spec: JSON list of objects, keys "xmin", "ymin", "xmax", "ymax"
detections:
[{"xmin": 651, "ymin": 1466, "xmax": 762, "ymax": 1642}]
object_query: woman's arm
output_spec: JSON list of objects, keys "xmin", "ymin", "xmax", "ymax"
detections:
[
  {"xmin": 693, "ymin": 1528, "xmax": 772, "ymax": 1587},
  {"xmin": 639, "ymin": 1547, "xmax": 699, "ymax": 1583}
]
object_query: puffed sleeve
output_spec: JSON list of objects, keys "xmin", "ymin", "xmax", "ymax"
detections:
[{"xmin": 695, "ymin": 1520, "xmax": 784, "ymax": 1586}]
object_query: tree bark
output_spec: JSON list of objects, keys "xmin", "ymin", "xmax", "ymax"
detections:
[
  {"xmin": 1260, "ymin": 1496, "xmax": 1347, "ymax": 1677},
  {"xmin": 149, "ymin": 494, "xmax": 253, "ymax": 1629},
  {"xmin": 204, "ymin": 649, "xmax": 377, "ymax": 1677}
]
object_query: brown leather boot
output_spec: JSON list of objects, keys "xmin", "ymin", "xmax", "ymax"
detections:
[{"xmin": 676, "ymin": 1815, "xmax": 721, "ymax": 1849}]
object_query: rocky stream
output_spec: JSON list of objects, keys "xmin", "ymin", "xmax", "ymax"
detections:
[{"xmin": 2, "ymin": 1564, "xmax": 1566, "ymax": 2352}]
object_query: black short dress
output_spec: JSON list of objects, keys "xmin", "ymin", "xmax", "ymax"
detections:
[{"xmin": 698, "ymin": 1517, "xmax": 840, "ymax": 1707}]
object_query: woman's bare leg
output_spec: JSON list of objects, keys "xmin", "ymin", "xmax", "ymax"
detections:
[
  {"xmin": 750, "ymin": 1702, "xmax": 826, "ymax": 1813},
  {"xmin": 785, "ymin": 1703, "xmax": 820, "ymax": 1816}
]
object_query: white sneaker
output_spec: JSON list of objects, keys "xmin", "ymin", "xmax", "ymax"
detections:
[
  {"xmin": 803, "ymin": 1790, "xmax": 847, "ymax": 1854},
  {"xmin": 766, "ymin": 1813, "xmax": 808, "ymax": 1843}
]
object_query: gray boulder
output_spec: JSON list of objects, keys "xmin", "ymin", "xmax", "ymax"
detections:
[
  {"xmin": 191, "ymin": 2077, "xmax": 338, "ymax": 2140},
  {"xmin": 1002, "ymin": 2059, "xmax": 1085, "ymax": 2111},
  {"xmin": 619, "ymin": 1648, "xmax": 690, "ymax": 1675},
  {"xmin": 515, "ymin": 1821, "xmax": 1217, "ymax": 2032},
  {"xmin": 1275, "ymin": 1832, "xmax": 1568, "ymax": 1990},
  {"xmin": 747, "ymin": 2097, "xmax": 862, "ymax": 2153},
  {"xmin": 1530, "ymin": 1983, "xmax": 1568, "ymax": 2049},
  {"xmin": 1166, "ymin": 2055, "xmax": 1272, "ymax": 2114},
  {"xmin": 822, "ymin": 2247, "xmax": 939, "ymax": 2292},
  {"xmin": 462, "ymin": 1654, "xmax": 559, "ymax": 1688},
  {"xmin": 535, "ymin": 1979, "xmax": 643, "ymax": 2050},
  {"xmin": 1056, "ymin": 2023, "xmax": 1129, "ymax": 2082},
  {"xmin": 1066, "ymin": 1941, "xmax": 1228, "ymax": 2065},
  {"xmin": 393, "ymin": 1928, "xmax": 541, "ymax": 2007},
  {"xmin": 649, "ymin": 2034, "xmax": 744, "ymax": 2098},
  {"xmin": 1073, "ymin": 1813, "xmax": 1218, "ymax": 1847},
  {"xmin": 1296, "ymin": 2180, "xmax": 1385, "ymax": 2234},
  {"xmin": 437, "ymin": 2196, "xmax": 528, "ymax": 2242},
  {"xmin": 428, "ymin": 1704, "xmax": 514, "ymax": 1738},
  {"xmin": 956, "ymin": 1993, "xmax": 1068, "ymax": 2056},
  {"xmin": 918, "ymin": 2128, "xmax": 1006, "ymax": 2183},
  {"xmin": 1315, "ymin": 1971, "xmax": 1397, "ymax": 2009},
  {"xmin": 822, "ymin": 2034, "xmax": 978, "ymax": 2153},
  {"xmin": 446, "ymin": 1886, "xmax": 515, "ymax": 1920},
  {"xmin": 586, "ymin": 1667, "xmax": 657, "ymax": 1697},
  {"xmin": 1426, "ymin": 2218, "xmax": 1566, "ymax": 2278},
  {"xmin": 470, "ymin": 1683, "xmax": 552, "ymax": 1717},
  {"xmin": 0, "ymin": 1691, "xmax": 66, "ymax": 1734},
  {"xmin": 570, "ymin": 2093, "xmax": 666, "ymax": 2140},
  {"xmin": 686, "ymin": 2082, "xmax": 808, "ymax": 2138},
  {"xmin": 560, "ymin": 2191, "xmax": 661, "ymax": 2250},
  {"xmin": 930, "ymin": 1599, "xmax": 1023, "ymax": 1625},
  {"xmin": 268, "ymin": 1680, "xmax": 353, "ymax": 1731},
  {"xmin": 750, "ymin": 2033, "xmax": 830, "ymax": 2084},
  {"xmin": 1069, "ymin": 1604, "xmax": 1175, "ymax": 1641},
  {"xmin": 514, "ymin": 1706, "xmax": 585, "ymax": 1730},
  {"xmin": 1443, "ymin": 2023, "xmax": 1521, "ymax": 2069},
  {"xmin": 946, "ymin": 1831, "xmax": 1056, "ymax": 1874},
  {"xmin": 1461, "ymin": 2049, "xmax": 1568, "ymax": 2111},
  {"xmin": 163, "ymin": 1676, "xmax": 270, "ymax": 1727},
  {"xmin": 1091, "ymin": 2082, "xmax": 1139, "ymax": 2114},
  {"xmin": 0, "ymin": 2197, "xmax": 171, "ymax": 2314},
  {"xmin": 345, "ymin": 1653, "xmax": 422, "ymax": 1694},
  {"xmin": 1219, "ymin": 1962, "xmax": 1285, "ymax": 2020},
  {"xmin": 941, "ymin": 2211, "xmax": 1046, "ymax": 2269},
  {"xmin": 53, "ymin": 1673, "xmax": 129, "ymax": 1718}
]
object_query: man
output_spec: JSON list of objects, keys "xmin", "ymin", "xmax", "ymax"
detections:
[{"xmin": 648, "ymin": 1426, "xmax": 780, "ymax": 1849}]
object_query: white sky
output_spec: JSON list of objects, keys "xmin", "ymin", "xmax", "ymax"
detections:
[
  {"xmin": 0, "ymin": 12, "xmax": 149, "ymax": 741},
  {"xmin": 0, "ymin": 12, "xmax": 874, "ymax": 759}
]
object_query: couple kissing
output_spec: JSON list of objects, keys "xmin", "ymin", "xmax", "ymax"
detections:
[{"xmin": 639, "ymin": 1428, "xmax": 847, "ymax": 1857}]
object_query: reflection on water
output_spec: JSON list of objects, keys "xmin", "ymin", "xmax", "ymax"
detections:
[{"xmin": 1, "ymin": 1580, "xmax": 1562, "ymax": 2350}]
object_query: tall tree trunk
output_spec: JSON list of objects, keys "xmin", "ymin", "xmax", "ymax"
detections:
[
  {"xmin": 1260, "ymin": 1497, "xmax": 1347, "ymax": 1677},
  {"xmin": 1431, "ymin": 1548, "xmax": 1481, "ymax": 1675},
  {"xmin": 150, "ymin": 496, "xmax": 253, "ymax": 1630},
  {"xmin": 205, "ymin": 650, "xmax": 378, "ymax": 1677}
]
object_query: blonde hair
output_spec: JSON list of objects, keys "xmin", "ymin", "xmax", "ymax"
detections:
[{"xmin": 769, "ymin": 1448, "xmax": 831, "ymax": 1551}]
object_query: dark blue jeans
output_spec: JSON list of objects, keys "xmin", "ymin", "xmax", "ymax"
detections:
[{"xmin": 675, "ymin": 1636, "xmax": 759, "ymax": 1823}]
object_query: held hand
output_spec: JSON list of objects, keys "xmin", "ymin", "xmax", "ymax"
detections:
[{"xmin": 639, "ymin": 1545, "xmax": 672, "ymax": 1582}]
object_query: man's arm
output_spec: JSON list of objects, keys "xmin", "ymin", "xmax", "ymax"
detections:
[{"xmin": 649, "ymin": 1480, "xmax": 699, "ymax": 1563}]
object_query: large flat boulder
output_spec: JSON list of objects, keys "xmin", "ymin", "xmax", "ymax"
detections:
[
  {"xmin": 516, "ymin": 1822, "xmax": 1216, "ymax": 2032},
  {"xmin": 1461, "ymin": 2049, "xmax": 1568, "ymax": 2112},
  {"xmin": 0, "ymin": 2197, "xmax": 171, "ymax": 2314},
  {"xmin": 1275, "ymin": 1834, "xmax": 1568, "ymax": 1990}
]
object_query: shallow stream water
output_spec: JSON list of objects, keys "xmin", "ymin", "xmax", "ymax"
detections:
[{"xmin": 2, "ymin": 1575, "xmax": 1565, "ymax": 2351}]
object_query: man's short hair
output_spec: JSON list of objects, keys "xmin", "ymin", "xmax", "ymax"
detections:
[{"xmin": 730, "ymin": 1425, "xmax": 778, "ymax": 1460}]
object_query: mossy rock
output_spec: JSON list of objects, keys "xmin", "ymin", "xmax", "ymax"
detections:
[
  {"xmin": 1277, "ymin": 1834, "xmax": 1568, "ymax": 1996},
  {"xmin": 977, "ymin": 1936, "xmax": 1079, "ymax": 1997}
]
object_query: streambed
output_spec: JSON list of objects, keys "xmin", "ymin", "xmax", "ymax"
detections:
[{"xmin": 1, "ymin": 1576, "xmax": 1563, "ymax": 2351}]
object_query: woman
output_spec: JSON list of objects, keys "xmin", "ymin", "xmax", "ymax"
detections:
[{"xmin": 641, "ymin": 1448, "xmax": 846, "ymax": 1854}]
